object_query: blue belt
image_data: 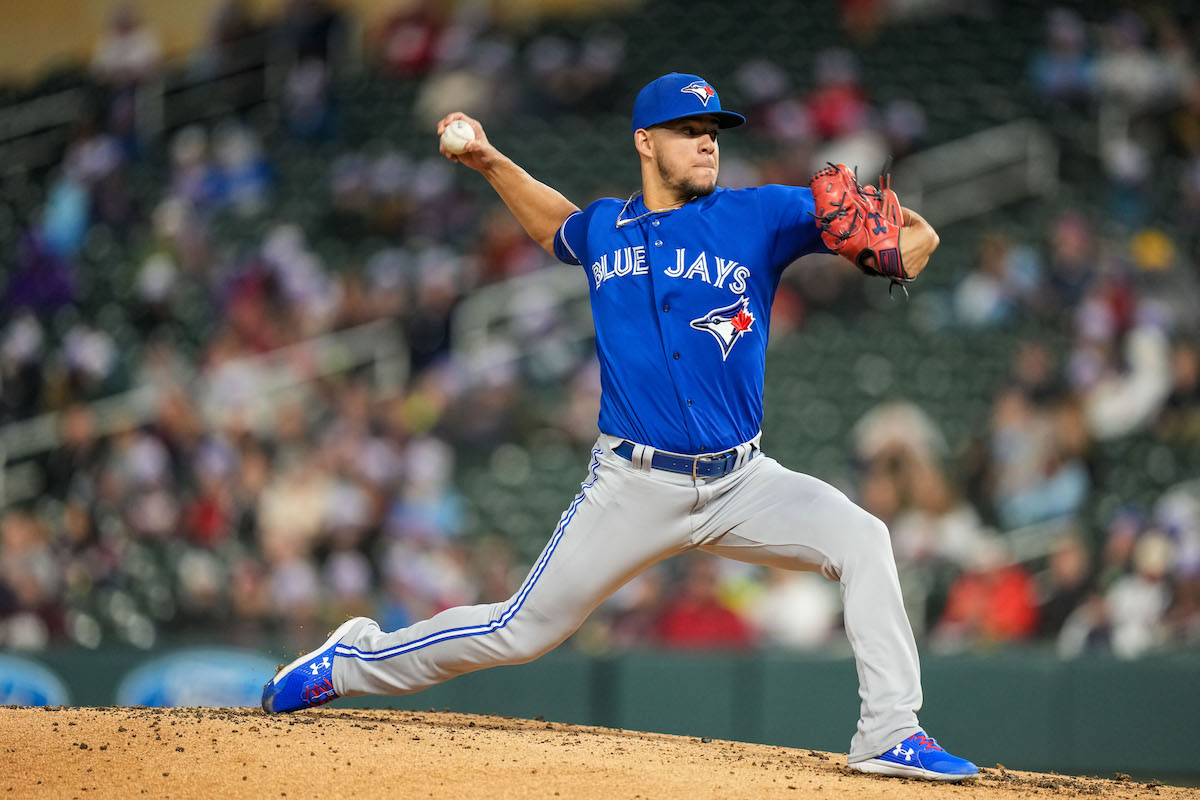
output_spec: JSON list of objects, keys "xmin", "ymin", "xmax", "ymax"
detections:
[{"xmin": 612, "ymin": 441, "xmax": 754, "ymax": 478}]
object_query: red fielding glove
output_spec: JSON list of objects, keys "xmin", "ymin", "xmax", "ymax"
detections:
[{"xmin": 809, "ymin": 162, "xmax": 910, "ymax": 286}]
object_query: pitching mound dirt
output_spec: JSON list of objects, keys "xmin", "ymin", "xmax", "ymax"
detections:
[{"xmin": 0, "ymin": 707, "xmax": 1194, "ymax": 799}]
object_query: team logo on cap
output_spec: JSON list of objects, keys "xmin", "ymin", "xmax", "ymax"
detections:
[
  {"xmin": 680, "ymin": 81, "xmax": 716, "ymax": 106},
  {"xmin": 691, "ymin": 296, "xmax": 755, "ymax": 361}
]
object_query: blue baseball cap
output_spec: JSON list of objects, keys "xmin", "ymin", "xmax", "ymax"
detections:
[{"xmin": 631, "ymin": 72, "xmax": 746, "ymax": 133}]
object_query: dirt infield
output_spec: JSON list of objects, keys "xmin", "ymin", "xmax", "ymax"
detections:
[{"xmin": 1, "ymin": 707, "xmax": 1194, "ymax": 800}]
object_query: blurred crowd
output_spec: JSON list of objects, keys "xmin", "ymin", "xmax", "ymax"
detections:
[
  {"xmin": 2, "ymin": 1, "xmax": 1199, "ymax": 659},
  {"xmin": 1027, "ymin": 5, "xmax": 1200, "ymax": 287},
  {"xmin": 1029, "ymin": 6, "xmax": 1200, "ymax": 230}
]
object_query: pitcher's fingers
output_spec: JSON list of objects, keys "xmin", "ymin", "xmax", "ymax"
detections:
[
  {"xmin": 435, "ymin": 112, "xmax": 467, "ymax": 136},
  {"xmin": 901, "ymin": 206, "xmax": 927, "ymax": 227}
]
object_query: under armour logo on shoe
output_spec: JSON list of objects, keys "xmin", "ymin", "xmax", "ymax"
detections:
[
  {"xmin": 893, "ymin": 745, "xmax": 915, "ymax": 761},
  {"xmin": 309, "ymin": 656, "xmax": 331, "ymax": 675}
]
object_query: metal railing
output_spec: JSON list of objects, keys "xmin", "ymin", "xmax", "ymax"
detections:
[
  {"xmin": 451, "ymin": 264, "xmax": 594, "ymax": 372},
  {"xmin": 0, "ymin": 86, "xmax": 88, "ymax": 176},
  {"xmin": 0, "ymin": 26, "xmax": 316, "ymax": 175},
  {"xmin": 893, "ymin": 118, "xmax": 1059, "ymax": 227}
]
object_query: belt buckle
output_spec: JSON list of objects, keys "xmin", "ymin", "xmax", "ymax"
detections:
[{"xmin": 693, "ymin": 451, "xmax": 730, "ymax": 478}]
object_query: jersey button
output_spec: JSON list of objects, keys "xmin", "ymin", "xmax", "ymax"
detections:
[
  {"xmin": 654, "ymin": 240, "xmax": 663, "ymax": 247},
  {"xmin": 687, "ymin": 399, "xmax": 693, "ymax": 406},
  {"xmin": 662, "ymin": 303, "xmax": 670, "ymax": 312},
  {"xmin": 673, "ymin": 352, "xmax": 680, "ymax": 359},
  {"xmin": 652, "ymin": 219, "xmax": 660, "ymax": 227}
]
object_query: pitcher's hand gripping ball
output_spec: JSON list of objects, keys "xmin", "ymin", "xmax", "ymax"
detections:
[
  {"xmin": 809, "ymin": 163, "xmax": 910, "ymax": 287},
  {"xmin": 440, "ymin": 119, "xmax": 476, "ymax": 155}
]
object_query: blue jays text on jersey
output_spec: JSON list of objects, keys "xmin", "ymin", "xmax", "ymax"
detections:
[
  {"xmin": 553, "ymin": 184, "xmax": 830, "ymax": 456},
  {"xmin": 587, "ymin": 246, "xmax": 752, "ymax": 294}
]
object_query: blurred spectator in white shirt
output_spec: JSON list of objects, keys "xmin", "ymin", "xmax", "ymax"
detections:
[
  {"xmin": 91, "ymin": 3, "xmax": 162, "ymax": 90},
  {"xmin": 747, "ymin": 568, "xmax": 841, "ymax": 649},
  {"xmin": 1107, "ymin": 532, "xmax": 1173, "ymax": 658},
  {"xmin": 954, "ymin": 232, "xmax": 1042, "ymax": 327},
  {"xmin": 890, "ymin": 459, "xmax": 988, "ymax": 569}
]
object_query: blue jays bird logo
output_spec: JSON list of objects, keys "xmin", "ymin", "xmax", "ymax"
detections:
[
  {"xmin": 680, "ymin": 81, "xmax": 716, "ymax": 106},
  {"xmin": 690, "ymin": 297, "xmax": 755, "ymax": 361}
]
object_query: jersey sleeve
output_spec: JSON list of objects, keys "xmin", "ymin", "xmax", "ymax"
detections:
[
  {"xmin": 553, "ymin": 210, "xmax": 586, "ymax": 266},
  {"xmin": 756, "ymin": 184, "xmax": 833, "ymax": 269}
]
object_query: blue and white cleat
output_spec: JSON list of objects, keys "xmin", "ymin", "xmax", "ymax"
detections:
[
  {"xmin": 261, "ymin": 617, "xmax": 372, "ymax": 714},
  {"xmin": 851, "ymin": 731, "xmax": 979, "ymax": 781}
]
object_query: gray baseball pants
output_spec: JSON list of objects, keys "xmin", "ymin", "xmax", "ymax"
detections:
[{"xmin": 331, "ymin": 434, "xmax": 923, "ymax": 762}]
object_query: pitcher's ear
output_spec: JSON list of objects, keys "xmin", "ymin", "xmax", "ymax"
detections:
[{"xmin": 634, "ymin": 128, "xmax": 653, "ymax": 158}]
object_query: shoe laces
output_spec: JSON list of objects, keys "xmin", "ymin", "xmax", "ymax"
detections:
[{"xmin": 910, "ymin": 733, "xmax": 944, "ymax": 752}]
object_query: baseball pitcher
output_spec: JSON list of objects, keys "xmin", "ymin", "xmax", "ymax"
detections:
[{"xmin": 262, "ymin": 72, "xmax": 978, "ymax": 782}]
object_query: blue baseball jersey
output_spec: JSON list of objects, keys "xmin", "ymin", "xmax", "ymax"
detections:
[{"xmin": 553, "ymin": 185, "xmax": 830, "ymax": 455}]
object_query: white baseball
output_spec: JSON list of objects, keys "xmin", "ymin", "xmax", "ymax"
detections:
[{"xmin": 441, "ymin": 119, "xmax": 476, "ymax": 155}]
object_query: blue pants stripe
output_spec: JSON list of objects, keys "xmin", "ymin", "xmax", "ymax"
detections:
[{"xmin": 334, "ymin": 449, "xmax": 603, "ymax": 662}]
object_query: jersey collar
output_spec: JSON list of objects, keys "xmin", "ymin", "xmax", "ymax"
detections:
[{"xmin": 615, "ymin": 186, "xmax": 725, "ymax": 228}]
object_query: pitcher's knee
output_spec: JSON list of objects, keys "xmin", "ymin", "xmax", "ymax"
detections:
[
  {"xmin": 488, "ymin": 618, "xmax": 573, "ymax": 665},
  {"xmin": 845, "ymin": 510, "xmax": 894, "ymax": 562},
  {"xmin": 867, "ymin": 513, "xmax": 893, "ymax": 547}
]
